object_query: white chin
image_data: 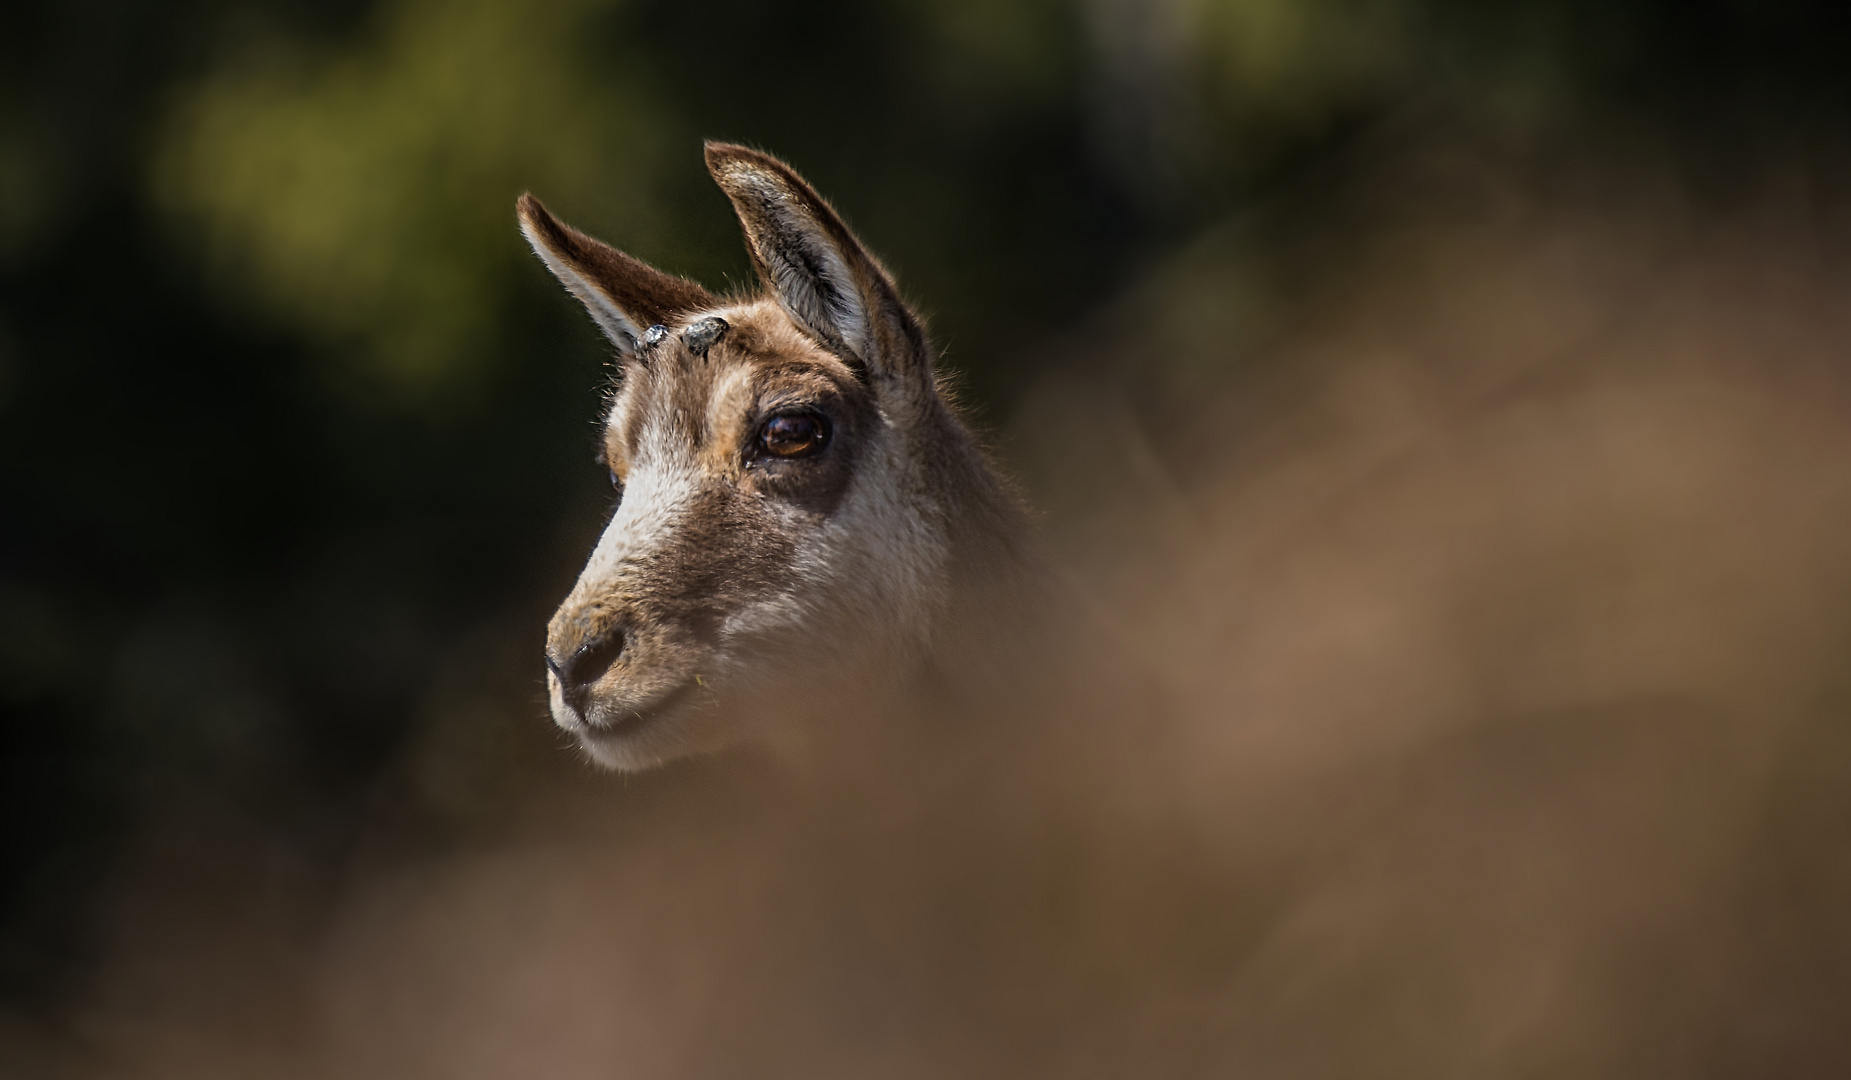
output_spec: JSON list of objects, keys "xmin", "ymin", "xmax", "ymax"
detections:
[
  {"xmin": 576, "ymin": 729, "xmax": 650, "ymax": 771},
  {"xmin": 568, "ymin": 698, "xmax": 710, "ymax": 772},
  {"xmin": 549, "ymin": 678, "xmax": 742, "ymax": 771}
]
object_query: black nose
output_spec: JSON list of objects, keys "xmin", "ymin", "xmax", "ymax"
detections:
[{"xmin": 546, "ymin": 630, "xmax": 625, "ymax": 706}]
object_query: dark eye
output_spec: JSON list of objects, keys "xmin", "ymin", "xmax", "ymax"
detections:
[
  {"xmin": 609, "ymin": 469, "xmax": 621, "ymax": 489},
  {"xmin": 759, "ymin": 413, "xmax": 828, "ymax": 458}
]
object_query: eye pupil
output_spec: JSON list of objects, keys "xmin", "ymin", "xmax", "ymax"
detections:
[{"xmin": 761, "ymin": 414, "xmax": 825, "ymax": 457}]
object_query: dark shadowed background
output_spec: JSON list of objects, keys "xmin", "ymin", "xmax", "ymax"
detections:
[{"xmin": 5, "ymin": 1, "xmax": 1851, "ymax": 1076}]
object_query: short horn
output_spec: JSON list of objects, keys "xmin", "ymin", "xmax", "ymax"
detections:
[{"xmin": 682, "ymin": 316, "xmax": 730, "ymax": 356}]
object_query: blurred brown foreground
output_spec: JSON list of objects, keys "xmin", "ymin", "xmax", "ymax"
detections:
[{"xmin": 20, "ymin": 150, "xmax": 1851, "ymax": 1079}]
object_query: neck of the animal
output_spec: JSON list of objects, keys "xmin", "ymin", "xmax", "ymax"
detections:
[{"xmin": 895, "ymin": 401, "xmax": 1048, "ymax": 701}]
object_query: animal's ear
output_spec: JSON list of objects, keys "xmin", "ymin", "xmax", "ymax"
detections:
[
  {"xmin": 704, "ymin": 142, "xmax": 929, "ymax": 387},
  {"xmin": 517, "ymin": 193, "xmax": 714, "ymax": 357}
]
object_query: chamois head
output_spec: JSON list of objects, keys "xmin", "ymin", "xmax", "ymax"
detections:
[{"xmin": 523, "ymin": 143, "xmax": 999, "ymax": 770}]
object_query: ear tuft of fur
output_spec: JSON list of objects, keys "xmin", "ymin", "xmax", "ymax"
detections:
[{"xmin": 517, "ymin": 193, "xmax": 714, "ymax": 356}]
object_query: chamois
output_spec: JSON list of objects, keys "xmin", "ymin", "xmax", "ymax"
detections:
[{"xmin": 523, "ymin": 143, "xmax": 1038, "ymax": 770}]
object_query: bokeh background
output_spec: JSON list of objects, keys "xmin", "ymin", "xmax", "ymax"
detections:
[{"xmin": 6, "ymin": 0, "xmax": 1851, "ymax": 1075}]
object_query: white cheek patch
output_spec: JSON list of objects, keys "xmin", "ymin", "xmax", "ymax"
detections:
[{"xmin": 715, "ymin": 429, "xmax": 947, "ymax": 665}]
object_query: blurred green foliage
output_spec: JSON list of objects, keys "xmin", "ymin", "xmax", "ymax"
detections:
[
  {"xmin": 155, "ymin": 0, "xmax": 666, "ymax": 398},
  {"xmin": 4, "ymin": 0, "xmax": 1851, "ymax": 1022},
  {"xmin": 150, "ymin": 0, "xmax": 1135, "ymax": 411},
  {"xmin": 145, "ymin": 0, "xmax": 1851, "ymax": 409}
]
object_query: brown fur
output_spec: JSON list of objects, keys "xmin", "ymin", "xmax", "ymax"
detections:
[{"xmin": 522, "ymin": 144, "xmax": 1036, "ymax": 770}]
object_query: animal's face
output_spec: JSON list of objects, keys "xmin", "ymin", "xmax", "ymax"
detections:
[
  {"xmin": 524, "ymin": 145, "xmax": 946, "ymax": 769},
  {"xmin": 545, "ymin": 306, "xmax": 931, "ymax": 768}
]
